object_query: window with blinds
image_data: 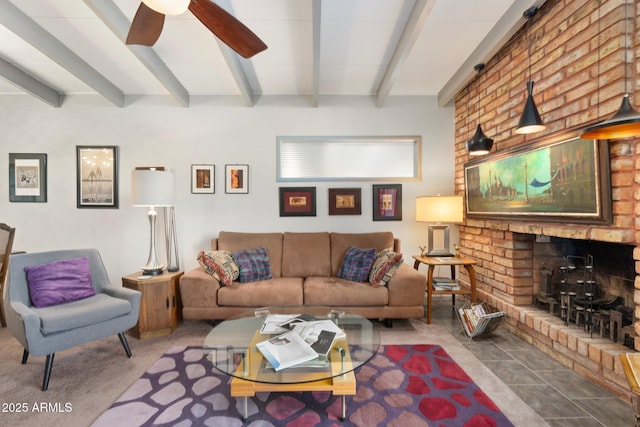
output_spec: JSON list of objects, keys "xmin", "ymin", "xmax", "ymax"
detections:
[{"xmin": 276, "ymin": 136, "xmax": 421, "ymax": 182}]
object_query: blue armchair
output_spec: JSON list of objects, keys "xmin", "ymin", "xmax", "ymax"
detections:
[{"xmin": 4, "ymin": 249, "xmax": 141, "ymax": 390}]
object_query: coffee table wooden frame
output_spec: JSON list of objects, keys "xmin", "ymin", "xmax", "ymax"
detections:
[{"xmin": 228, "ymin": 331, "xmax": 356, "ymax": 419}]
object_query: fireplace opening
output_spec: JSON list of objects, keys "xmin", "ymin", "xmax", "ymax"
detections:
[{"xmin": 533, "ymin": 237, "xmax": 635, "ymax": 347}]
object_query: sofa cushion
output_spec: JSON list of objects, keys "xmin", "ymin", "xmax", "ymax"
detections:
[
  {"xmin": 304, "ymin": 277, "xmax": 388, "ymax": 306},
  {"xmin": 330, "ymin": 232, "xmax": 394, "ymax": 276},
  {"xmin": 369, "ymin": 249, "xmax": 404, "ymax": 287},
  {"xmin": 218, "ymin": 277, "xmax": 304, "ymax": 306},
  {"xmin": 32, "ymin": 294, "xmax": 132, "ymax": 334},
  {"xmin": 25, "ymin": 257, "xmax": 96, "ymax": 308},
  {"xmin": 218, "ymin": 232, "xmax": 283, "ymax": 277},
  {"xmin": 282, "ymin": 232, "xmax": 331, "ymax": 277},
  {"xmin": 232, "ymin": 247, "xmax": 273, "ymax": 283},
  {"xmin": 337, "ymin": 246, "xmax": 377, "ymax": 282},
  {"xmin": 197, "ymin": 250, "xmax": 239, "ymax": 286}
]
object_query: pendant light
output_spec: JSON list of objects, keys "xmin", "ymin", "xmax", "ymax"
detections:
[
  {"xmin": 582, "ymin": 0, "xmax": 640, "ymax": 139},
  {"xmin": 515, "ymin": 7, "xmax": 546, "ymax": 134},
  {"xmin": 466, "ymin": 63, "xmax": 494, "ymax": 156}
]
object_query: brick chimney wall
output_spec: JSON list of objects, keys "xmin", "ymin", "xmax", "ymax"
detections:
[{"xmin": 453, "ymin": 0, "xmax": 640, "ymax": 399}]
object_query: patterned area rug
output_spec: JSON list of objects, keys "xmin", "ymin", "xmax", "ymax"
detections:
[{"xmin": 92, "ymin": 344, "xmax": 514, "ymax": 427}]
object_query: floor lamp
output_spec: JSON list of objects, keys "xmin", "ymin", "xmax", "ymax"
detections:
[
  {"xmin": 416, "ymin": 195, "xmax": 463, "ymax": 257},
  {"xmin": 131, "ymin": 168, "xmax": 174, "ymax": 276}
]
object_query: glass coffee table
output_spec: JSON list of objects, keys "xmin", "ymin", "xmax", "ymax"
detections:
[{"xmin": 203, "ymin": 306, "xmax": 380, "ymax": 420}]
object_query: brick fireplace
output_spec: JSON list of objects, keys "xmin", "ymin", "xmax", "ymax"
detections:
[{"xmin": 452, "ymin": 0, "xmax": 640, "ymax": 401}]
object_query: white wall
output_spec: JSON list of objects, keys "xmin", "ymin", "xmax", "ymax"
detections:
[{"xmin": 1, "ymin": 94, "xmax": 455, "ymax": 281}]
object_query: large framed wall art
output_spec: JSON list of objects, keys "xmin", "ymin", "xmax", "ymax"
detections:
[
  {"xmin": 464, "ymin": 134, "xmax": 611, "ymax": 224},
  {"xmin": 76, "ymin": 145, "xmax": 119, "ymax": 208}
]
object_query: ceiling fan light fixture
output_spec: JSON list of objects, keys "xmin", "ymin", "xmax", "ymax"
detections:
[
  {"xmin": 515, "ymin": 80, "xmax": 546, "ymax": 134},
  {"xmin": 466, "ymin": 124, "xmax": 494, "ymax": 156},
  {"xmin": 142, "ymin": 0, "xmax": 190, "ymax": 15},
  {"xmin": 581, "ymin": 94, "xmax": 640, "ymax": 139}
]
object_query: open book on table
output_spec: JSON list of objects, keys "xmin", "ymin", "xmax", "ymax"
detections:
[
  {"xmin": 291, "ymin": 320, "xmax": 344, "ymax": 356},
  {"xmin": 256, "ymin": 330, "xmax": 319, "ymax": 371}
]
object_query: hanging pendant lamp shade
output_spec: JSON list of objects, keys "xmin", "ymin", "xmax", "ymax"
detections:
[
  {"xmin": 466, "ymin": 63, "xmax": 494, "ymax": 156},
  {"xmin": 515, "ymin": 7, "xmax": 545, "ymax": 135},
  {"xmin": 467, "ymin": 124, "xmax": 494, "ymax": 156},
  {"xmin": 582, "ymin": 94, "xmax": 640, "ymax": 139},
  {"xmin": 581, "ymin": 0, "xmax": 640, "ymax": 140},
  {"xmin": 516, "ymin": 81, "xmax": 546, "ymax": 134}
]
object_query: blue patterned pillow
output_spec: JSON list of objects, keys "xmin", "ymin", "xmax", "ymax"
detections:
[
  {"xmin": 337, "ymin": 246, "xmax": 377, "ymax": 282},
  {"xmin": 232, "ymin": 247, "xmax": 273, "ymax": 283}
]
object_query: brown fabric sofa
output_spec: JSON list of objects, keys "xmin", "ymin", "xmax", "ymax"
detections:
[{"xmin": 180, "ymin": 231, "xmax": 427, "ymax": 321}]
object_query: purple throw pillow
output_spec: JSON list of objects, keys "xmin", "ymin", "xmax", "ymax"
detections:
[{"xmin": 25, "ymin": 257, "xmax": 96, "ymax": 308}]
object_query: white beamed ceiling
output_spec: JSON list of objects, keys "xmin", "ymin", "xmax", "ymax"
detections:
[{"xmin": 0, "ymin": 0, "xmax": 545, "ymax": 107}]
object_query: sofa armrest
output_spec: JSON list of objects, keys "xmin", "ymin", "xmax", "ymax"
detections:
[
  {"xmin": 386, "ymin": 263, "xmax": 427, "ymax": 306},
  {"xmin": 180, "ymin": 267, "xmax": 221, "ymax": 309}
]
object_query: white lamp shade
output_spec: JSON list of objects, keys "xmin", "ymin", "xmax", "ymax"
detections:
[
  {"xmin": 131, "ymin": 169, "xmax": 174, "ymax": 207},
  {"xmin": 416, "ymin": 195, "xmax": 463, "ymax": 223},
  {"xmin": 142, "ymin": 0, "xmax": 190, "ymax": 15}
]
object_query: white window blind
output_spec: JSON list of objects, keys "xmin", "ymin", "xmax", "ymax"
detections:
[{"xmin": 277, "ymin": 136, "xmax": 421, "ymax": 181}]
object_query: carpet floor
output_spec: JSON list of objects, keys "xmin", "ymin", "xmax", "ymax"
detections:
[
  {"xmin": 92, "ymin": 344, "xmax": 515, "ymax": 426},
  {"xmin": 0, "ymin": 319, "xmax": 547, "ymax": 427}
]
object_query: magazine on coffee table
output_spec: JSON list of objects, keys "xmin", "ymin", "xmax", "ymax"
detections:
[
  {"xmin": 259, "ymin": 313, "xmax": 316, "ymax": 335},
  {"xmin": 256, "ymin": 330, "xmax": 319, "ymax": 371}
]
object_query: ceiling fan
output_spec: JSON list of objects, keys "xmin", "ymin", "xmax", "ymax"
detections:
[{"xmin": 126, "ymin": 0, "xmax": 267, "ymax": 59}]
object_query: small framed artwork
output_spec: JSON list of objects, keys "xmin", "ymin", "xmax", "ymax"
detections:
[
  {"xmin": 225, "ymin": 164, "xmax": 249, "ymax": 194},
  {"xmin": 76, "ymin": 145, "xmax": 119, "ymax": 208},
  {"xmin": 279, "ymin": 187, "xmax": 316, "ymax": 217},
  {"xmin": 329, "ymin": 188, "xmax": 361, "ymax": 215},
  {"xmin": 9, "ymin": 153, "xmax": 47, "ymax": 203},
  {"xmin": 373, "ymin": 184, "xmax": 402, "ymax": 221},
  {"xmin": 192, "ymin": 164, "xmax": 215, "ymax": 194}
]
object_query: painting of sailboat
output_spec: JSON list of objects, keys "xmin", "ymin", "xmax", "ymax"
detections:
[{"xmin": 464, "ymin": 136, "xmax": 611, "ymax": 223}]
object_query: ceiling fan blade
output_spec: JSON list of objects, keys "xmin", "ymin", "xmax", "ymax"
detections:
[
  {"xmin": 189, "ymin": 0, "xmax": 267, "ymax": 58},
  {"xmin": 126, "ymin": 3, "xmax": 165, "ymax": 46}
]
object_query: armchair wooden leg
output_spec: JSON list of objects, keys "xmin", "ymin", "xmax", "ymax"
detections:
[
  {"xmin": 42, "ymin": 354, "xmax": 54, "ymax": 391},
  {"xmin": 21, "ymin": 349, "xmax": 29, "ymax": 364},
  {"xmin": 118, "ymin": 332, "xmax": 132, "ymax": 358}
]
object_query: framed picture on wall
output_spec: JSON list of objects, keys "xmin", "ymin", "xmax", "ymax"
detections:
[
  {"xmin": 464, "ymin": 134, "xmax": 611, "ymax": 223},
  {"xmin": 76, "ymin": 145, "xmax": 119, "ymax": 208},
  {"xmin": 225, "ymin": 164, "xmax": 249, "ymax": 194},
  {"xmin": 279, "ymin": 187, "xmax": 316, "ymax": 217},
  {"xmin": 329, "ymin": 188, "xmax": 361, "ymax": 215},
  {"xmin": 192, "ymin": 164, "xmax": 215, "ymax": 194},
  {"xmin": 373, "ymin": 184, "xmax": 402, "ymax": 221},
  {"xmin": 9, "ymin": 153, "xmax": 47, "ymax": 203}
]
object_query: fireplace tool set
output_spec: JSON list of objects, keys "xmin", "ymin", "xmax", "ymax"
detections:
[{"xmin": 560, "ymin": 255, "xmax": 596, "ymax": 337}]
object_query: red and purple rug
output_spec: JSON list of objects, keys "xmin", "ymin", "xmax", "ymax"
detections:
[{"xmin": 92, "ymin": 344, "xmax": 513, "ymax": 427}]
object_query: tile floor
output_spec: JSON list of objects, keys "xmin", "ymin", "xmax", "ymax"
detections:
[{"xmin": 428, "ymin": 294, "xmax": 637, "ymax": 427}]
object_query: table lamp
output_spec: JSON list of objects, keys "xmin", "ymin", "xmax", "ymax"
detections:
[
  {"xmin": 131, "ymin": 168, "xmax": 174, "ymax": 275},
  {"xmin": 416, "ymin": 195, "xmax": 463, "ymax": 257}
]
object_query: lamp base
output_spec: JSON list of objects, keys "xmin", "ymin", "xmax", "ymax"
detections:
[
  {"xmin": 167, "ymin": 266, "xmax": 180, "ymax": 273},
  {"xmin": 426, "ymin": 249, "xmax": 454, "ymax": 257},
  {"xmin": 142, "ymin": 267, "xmax": 164, "ymax": 276},
  {"xmin": 427, "ymin": 224, "xmax": 453, "ymax": 257}
]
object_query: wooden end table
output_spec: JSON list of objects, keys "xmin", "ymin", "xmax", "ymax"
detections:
[
  {"xmin": 412, "ymin": 255, "xmax": 477, "ymax": 324},
  {"xmin": 122, "ymin": 269, "xmax": 183, "ymax": 339}
]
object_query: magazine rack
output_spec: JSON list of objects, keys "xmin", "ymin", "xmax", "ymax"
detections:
[{"xmin": 457, "ymin": 301, "xmax": 505, "ymax": 341}]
